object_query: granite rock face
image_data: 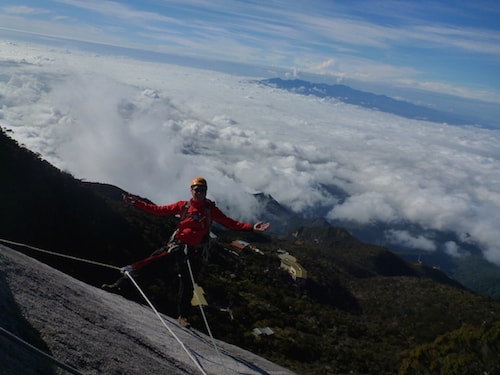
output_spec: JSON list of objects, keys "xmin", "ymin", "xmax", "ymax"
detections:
[{"xmin": 0, "ymin": 244, "xmax": 295, "ymax": 375}]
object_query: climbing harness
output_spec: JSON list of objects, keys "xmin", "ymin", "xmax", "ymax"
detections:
[
  {"xmin": 177, "ymin": 199, "xmax": 213, "ymax": 261},
  {"xmin": 179, "ymin": 199, "xmax": 213, "ymax": 230},
  {"xmin": 129, "ymin": 199, "xmax": 213, "ymax": 271}
]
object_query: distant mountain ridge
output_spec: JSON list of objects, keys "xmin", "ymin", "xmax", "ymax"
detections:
[
  {"xmin": 259, "ymin": 77, "xmax": 471, "ymax": 125},
  {"xmin": 253, "ymin": 184, "xmax": 500, "ymax": 300}
]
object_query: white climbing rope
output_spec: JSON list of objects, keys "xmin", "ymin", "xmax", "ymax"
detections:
[
  {"xmin": 0, "ymin": 326, "xmax": 84, "ymax": 375},
  {"xmin": 0, "ymin": 238, "xmax": 215, "ymax": 375},
  {"xmin": 0, "ymin": 238, "xmax": 121, "ymax": 271},
  {"xmin": 124, "ymin": 270, "xmax": 208, "ymax": 375},
  {"xmin": 186, "ymin": 255, "xmax": 230, "ymax": 375}
]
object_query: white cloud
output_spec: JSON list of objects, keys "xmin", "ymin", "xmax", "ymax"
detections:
[
  {"xmin": 384, "ymin": 230, "xmax": 437, "ymax": 252},
  {"xmin": 3, "ymin": 6, "xmax": 50, "ymax": 15},
  {"xmin": 2, "ymin": 41, "xmax": 500, "ymax": 266},
  {"xmin": 397, "ymin": 78, "xmax": 500, "ymax": 104},
  {"xmin": 444, "ymin": 241, "xmax": 468, "ymax": 259},
  {"xmin": 327, "ymin": 192, "xmax": 398, "ymax": 223},
  {"xmin": 2, "ymin": 1, "xmax": 499, "ymax": 106},
  {"xmin": 54, "ymin": 0, "xmax": 178, "ymax": 24}
]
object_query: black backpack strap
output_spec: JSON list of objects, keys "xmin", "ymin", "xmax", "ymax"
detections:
[
  {"xmin": 174, "ymin": 200, "xmax": 213, "ymax": 260},
  {"xmin": 179, "ymin": 200, "xmax": 190, "ymax": 221},
  {"xmin": 204, "ymin": 199, "xmax": 213, "ymax": 229}
]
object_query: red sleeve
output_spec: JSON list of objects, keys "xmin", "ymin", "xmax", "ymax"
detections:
[
  {"xmin": 210, "ymin": 203, "xmax": 253, "ymax": 231},
  {"xmin": 133, "ymin": 199, "xmax": 186, "ymax": 216}
]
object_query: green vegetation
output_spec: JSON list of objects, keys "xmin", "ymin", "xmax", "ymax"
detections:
[
  {"xmin": 2, "ymin": 128, "xmax": 500, "ymax": 374},
  {"xmin": 400, "ymin": 322, "xmax": 500, "ymax": 374},
  {"xmin": 452, "ymin": 255, "xmax": 500, "ymax": 300}
]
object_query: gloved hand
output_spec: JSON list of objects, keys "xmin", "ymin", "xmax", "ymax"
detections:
[
  {"xmin": 253, "ymin": 221, "xmax": 270, "ymax": 232},
  {"xmin": 120, "ymin": 265, "xmax": 135, "ymax": 275},
  {"xmin": 122, "ymin": 193, "xmax": 138, "ymax": 205}
]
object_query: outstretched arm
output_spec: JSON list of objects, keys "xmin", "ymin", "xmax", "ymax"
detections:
[
  {"xmin": 122, "ymin": 192, "xmax": 183, "ymax": 216},
  {"xmin": 211, "ymin": 204, "xmax": 270, "ymax": 232},
  {"xmin": 253, "ymin": 221, "xmax": 270, "ymax": 232}
]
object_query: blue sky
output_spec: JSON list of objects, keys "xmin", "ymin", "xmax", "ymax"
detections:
[{"xmin": 1, "ymin": 0, "xmax": 499, "ymax": 107}]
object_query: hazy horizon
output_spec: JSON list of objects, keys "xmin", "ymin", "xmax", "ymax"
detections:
[
  {"xmin": 2, "ymin": 28, "xmax": 499, "ymax": 130},
  {"xmin": 1, "ymin": 0, "xmax": 500, "ymax": 126}
]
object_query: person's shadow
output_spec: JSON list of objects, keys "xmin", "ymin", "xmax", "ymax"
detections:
[{"xmin": 0, "ymin": 267, "xmax": 58, "ymax": 374}]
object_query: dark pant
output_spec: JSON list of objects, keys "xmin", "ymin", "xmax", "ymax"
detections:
[
  {"xmin": 176, "ymin": 247, "xmax": 204, "ymax": 317},
  {"xmin": 113, "ymin": 244, "xmax": 205, "ymax": 318}
]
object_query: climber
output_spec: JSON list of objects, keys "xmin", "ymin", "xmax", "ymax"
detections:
[{"xmin": 102, "ymin": 177, "xmax": 270, "ymax": 327}]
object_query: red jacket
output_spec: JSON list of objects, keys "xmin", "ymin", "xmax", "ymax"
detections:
[{"xmin": 134, "ymin": 198, "xmax": 253, "ymax": 246}]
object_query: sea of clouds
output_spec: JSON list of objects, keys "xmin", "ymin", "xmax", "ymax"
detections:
[{"xmin": 1, "ymin": 41, "xmax": 500, "ymax": 266}]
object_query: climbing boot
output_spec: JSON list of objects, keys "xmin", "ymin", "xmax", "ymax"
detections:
[
  {"xmin": 177, "ymin": 316, "xmax": 191, "ymax": 328},
  {"xmin": 101, "ymin": 282, "xmax": 122, "ymax": 294}
]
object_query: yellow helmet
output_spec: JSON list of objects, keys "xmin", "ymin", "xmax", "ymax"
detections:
[{"xmin": 190, "ymin": 177, "xmax": 207, "ymax": 187}]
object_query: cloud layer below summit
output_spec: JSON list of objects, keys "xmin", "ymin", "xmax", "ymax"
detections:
[{"xmin": 1, "ymin": 42, "xmax": 500, "ymax": 265}]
